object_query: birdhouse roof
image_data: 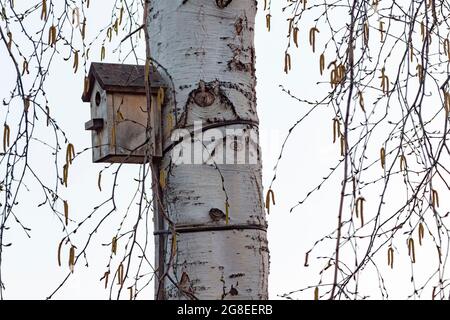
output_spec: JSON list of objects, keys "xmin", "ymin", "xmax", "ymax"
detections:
[{"xmin": 81, "ymin": 62, "xmax": 165, "ymax": 102}]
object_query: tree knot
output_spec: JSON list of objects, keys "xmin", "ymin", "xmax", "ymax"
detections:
[
  {"xmin": 215, "ymin": 0, "xmax": 233, "ymax": 9},
  {"xmin": 193, "ymin": 80, "xmax": 219, "ymax": 107},
  {"xmin": 209, "ymin": 208, "xmax": 226, "ymax": 221}
]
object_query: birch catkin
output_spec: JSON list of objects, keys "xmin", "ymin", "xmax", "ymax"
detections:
[
  {"xmin": 112, "ymin": 237, "xmax": 117, "ymax": 255},
  {"xmin": 101, "ymin": 45, "xmax": 106, "ymax": 61},
  {"xmin": 444, "ymin": 39, "xmax": 450, "ymax": 60},
  {"xmin": 410, "ymin": 42, "xmax": 414, "ymax": 63},
  {"xmin": 159, "ymin": 169, "xmax": 166, "ymax": 189},
  {"xmin": 309, "ymin": 27, "xmax": 319, "ymax": 52},
  {"xmin": 293, "ymin": 27, "xmax": 299, "ymax": 47},
  {"xmin": 83, "ymin": 77, "xmax": 90, "ymax": 96},
  {"xmin": 119, "ymin": 7, "xmax": 124, "ymax": 25},
  {"xmin": 22, "ymin": 59, "xmax": 29, "ymax": 75},
  {"xmin": 66, "ymin": 143, "xmax": 75, "ymax": 165},
  {"xmin": 48, "ymin": 25, "xmax": 57, "ymax": 46},
  {"xmin": 265, "ymin": 189, "xmax": 275, "ymax": 214},
  {"xmin": 63, "ymin": 164, "xmax": 69, "ymax": 187},
  {"xmin": 129, "ymin": 287, "xmax": 133, "ymax": 300},
  {"xmin": 399, "ymin": 155, "xmax": 407, "ymax": 171},
  {"xmin": 363, "ymin": 22, "xmax": 369, "ymax": 45},
  {"xmin": 333, "ymin": 118, "xmax": 341, "ymax": 143},
  {"xmin": 3, "ymin": 124, "xmax": 10, "ymax": 152},
  {"xmin": 416, "ymin": 64, "xmax": 423, "ymax": 82},
  {"xmin": 379, "ymin": 21, "xmax": 384, "ymax": 42},
  {"xmin": 387, "ymin": 247, "xmax": 394, "ymax": 269},
  {"xmin": 355, "ymin": 197, "xmax": 365, "ymax": 226},
  {"xmin": 358, "ymin": 91, "xmax": 365, "ymax": 112},
  {"xmin": 113, "ymin": 19, "xmax": 119, "ymax": 35},
  {"xmin": 340, "ymin": 136, "xmax": 345, "ymax": 156},
  {"xmin": 380, "ymin": 68, "xmax": 389, "ymax": 94},
  {"xmin": 284, "ymin": 52, "xmax": 291, "ymax": 74},
  {"xmin": 380, "ymin": 147, "xmax": 386, "ymax": 169},
  {"xmin": 117, "ymin": 263, "xmax": 124, "ymax": 285},
  {"xmin": 330, "ymin": 69, "xmax": 337, "ymax": 88},
  {"xmin": 420, "ymin": 21, "xmax": 425, "ymax": 42},
  {"xmin": 319, "ymin": 54, "xmax": 325, "ymax": 75},
  {"xmin": 431, "ymin": 189, "xmax": 439, "ymax": 208},
  {"xmin": 63, "ymin": 200, "xmax": 69, "ymax": 226},
  {"xmin": 69, "ymin": 246, "xmax": 75, "ymax": 273},
  {"xmin": 408, "ymin": 238, "xmax": 416, "ymax": 263},
  {"xmin": 5, "ymin": 31, "xmax": 12, "ymax": 50},
  {"xmin": 103, "ymin": 271, "xmax": 110, "ymax": 289},
  {"xmin": 418, "ymin": 223, "xmax": 425, "ymax": 246},
  {"xmin": 73, "ymin": 51, "xmax": 79, "ymax": 73},
  {"xmin": 72, "ymin": 7, "xmax": 80, "ymax": 27},
  {"xmin": 166, "ymin": 113, "xmax": 174, "ymax": 133},
  {"xmin": 23, "ymin": 97, "xmax": 30, "ymax": 113},
  {"xmin": 444, "ymin": 92, "xmax": 450, "ymax": 114},
  {"xmin": 41, "ymin": 0, "xmax": 47, "ymax": 20},
  {"xmin": 266, "ymin": 14, "xmax": 271, "ymax": 32}
]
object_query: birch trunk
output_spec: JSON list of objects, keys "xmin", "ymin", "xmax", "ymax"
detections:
[{"xmin": 148, "ymin": 0, "xmax": 269, "ymax": 300}]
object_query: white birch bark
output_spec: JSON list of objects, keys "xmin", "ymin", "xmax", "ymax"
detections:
[{"xmin": 148, "ymin": 0, "xmax": 269, "ymax": 300}]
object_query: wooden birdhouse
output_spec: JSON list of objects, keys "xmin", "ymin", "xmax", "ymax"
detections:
[{"xmin": 82, "ymin": 63, "xmax": 164, "ymax": 163}]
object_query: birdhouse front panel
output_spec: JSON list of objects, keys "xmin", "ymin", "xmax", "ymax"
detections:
[{"xmin": 112, "ymin": 92, "xmax": 148, "ymax": 163}]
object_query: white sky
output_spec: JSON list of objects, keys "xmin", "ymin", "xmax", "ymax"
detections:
[{"xmin": 0, "ymin": 0, "xmax": 445, "ymax": 300}]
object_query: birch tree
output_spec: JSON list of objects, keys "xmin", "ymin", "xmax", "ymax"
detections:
[
  {"xmin": 0, "ymin": 0, "xmax": 269, "ymax": 300},
  {"xmin": 146, "ymin": 0, "xmax": 269, "ymax": 300}
]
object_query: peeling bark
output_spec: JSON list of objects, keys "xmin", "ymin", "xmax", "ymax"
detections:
[{"xmin": 148, "ymin": 0, "xmax": 268, "ymax": 300}]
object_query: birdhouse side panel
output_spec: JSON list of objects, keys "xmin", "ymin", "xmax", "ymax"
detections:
[
  {"xmin": 113, "ymin": 93, "xmax": 148, "ymax": 162},
  {"xmin": 90, "ymin": 81, "xmax": 113, "ymax": 163}
]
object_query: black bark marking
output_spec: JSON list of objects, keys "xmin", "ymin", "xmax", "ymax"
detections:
[
  {"xmin": 181, "ymin": 0, "xmax": 232, "ymax": 9},
  {"xmin": 216, "ymin": 0, "xmax": 233, "ymax": 9},
  {"xmin": 229, "ymin": 285, "xmax": 239, "ymax": 296},
  {"xmin": 209, "ymin": 208, "xmax": 226, "ymax": 221},
  {"xmin": 235, "ymin": 17, "xmax": 243, "ymax": 35},
  {"xmin": 227, "ymin": 44, "xmax": 255, "ymax": 75},
  {"xmin": 229, "ymin": 273, "xmax": 245, "ymax": 278}
]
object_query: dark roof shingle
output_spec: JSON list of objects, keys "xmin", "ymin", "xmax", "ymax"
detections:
[{"xmin": 82, "ymin": 62, "xmax": 164, "ymax": 102}]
